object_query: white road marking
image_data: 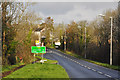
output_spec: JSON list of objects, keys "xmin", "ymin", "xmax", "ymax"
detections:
[
  {"xmin": 97, "ymin": 71, "xmax": 103, "ymax": 74},
  {"xmin": 72, "ymin": 60, "xmax": 74, "ymax": 61},
  {"xmin": 87, "ymin": 67, "xmax": 91, "ymax": 69},
  {"xmin": 84, "ymin": 66, "xmax": 87, "ymax": 68},
  {"xmin": 92, "ymin": 69, "xmax": 96, "ymax": 71},
  {"xmin": 104, "ymin": 74, "xmax": 112, "ymax": 78},
  {"xmin": 53, "ymin": 51, "xmax": 113, "ymax": 78},
  {"xmin": 76, "ymin": 62, "xmax": 79, "ymax": 63}
]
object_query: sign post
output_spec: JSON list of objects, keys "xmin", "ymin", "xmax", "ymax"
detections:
[
  {"xmin": 31, "ymin": 46, "xmax": 46, "ymax": 64},
  {"xmin": 34, "ymin": 53, "xmax": 35, "ymax": 63}
]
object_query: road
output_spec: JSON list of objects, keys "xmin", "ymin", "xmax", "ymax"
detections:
[{"xmin": 44, "ymin": 48, "xmax": 120, "ymax": 79}]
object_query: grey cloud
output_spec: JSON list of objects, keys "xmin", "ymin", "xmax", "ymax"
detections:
[
  {"xmin": 79, "ymin": 2, "xmax": 117, "ymax": 11},
  {"xmin": 30, "ymin": 2, "xmax": 75, "ymax": 15},
  {"xmin": 28, "ymin": 2, "xmax": 117, "ymax": 24}
]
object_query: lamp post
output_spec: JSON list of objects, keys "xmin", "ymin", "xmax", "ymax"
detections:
[
  {"xmin": 99, "ymin": 14, "xmax": 113, "ymax": 65},
  {"xmin": 110, "ymin": 17, "xmax": 113, "ymax": 65}
]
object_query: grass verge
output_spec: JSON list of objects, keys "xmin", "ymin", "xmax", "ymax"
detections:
[
  {"xmin": 2, "ymin": 63, "xmax": 25, "ymax": 73},
  {"xmin": 60, "ymin": 50, "xmax": 120, "ymax": 71},
  {"xmin": 2, "ymin": 56, "xmax": 37, "ymax": 73},
  {"xmin": 3, "ymin": 56, "xmax": 69, "ymax": 78}
]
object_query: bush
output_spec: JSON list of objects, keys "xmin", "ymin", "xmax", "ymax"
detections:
[{"xmin": 8, "ymin": 54, "xmax": 16, "ymax": 65}]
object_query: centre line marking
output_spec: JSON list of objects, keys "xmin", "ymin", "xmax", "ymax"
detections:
[
  {"xmin": 104, "ymin": 74, "xmax": 112, "ymax": 78},
  {"xmin": 76, "ymin": 62, "xmax": 79, "ymax": 63},
  {"xmin": 92, "ymin": 69, "xmax": 96, "ymax": 71},
  {"xmin": 84, "ymin": 66, "xmax": 87, "ymax": 67},
  {"xmin": 55, "ymin": 52, "xmax": 113, "ymax": 78},
  {"xmin": 97, "ymin": 71, "xmax": 103, "ymax": 74},
  {"xmin": 87, "ymin": 67, "xmax": 91, "ymax": 69}
]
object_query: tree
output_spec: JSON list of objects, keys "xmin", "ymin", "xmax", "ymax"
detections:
[
  {"xmin": 43, "ymin": 17, "xmax": 54, "ymax": 46},
  {"xmin": 14, "ymin": 11, "xmax": 42, "ymax": 64},
  {"xmin": 1, "ymin": 2, "xmax": 29, "ymax": 65},
  {"xmin": 86, "ymin": 9, "xmax": 119, "ymax": 65},
  {"xmin": 1, "ymin": 2, "xmax": 34, "ymax": 65}
]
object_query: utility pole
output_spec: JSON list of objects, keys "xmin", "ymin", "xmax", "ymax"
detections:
[
  {"xmin": 64, "ymin": 28, "xmax": 66, "ymax": 51},
  {"xmin": 110, "ymin": 17, "xmax": 113, "ymax": 65}
]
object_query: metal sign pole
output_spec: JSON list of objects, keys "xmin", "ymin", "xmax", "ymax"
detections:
[
  {"xmin": 34, "ymin": 54, "xmax": 35, "ymax": 64},
  {"xmin": 42, "ymin": 43, "xmax": 44, "ymax": 64},
  {"xmin": 42, "ymin": 54, "xmax": 43, "ymax": 64}
]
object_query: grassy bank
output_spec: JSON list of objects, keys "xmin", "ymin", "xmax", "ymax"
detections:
[
  {"xmin": 60, "ymin": 50, "xmax": 120, "ymax": 71},
  {"xmin": 2, "ymin": 57, "xmax": 36, "ymax": 73},
  {"xmin": 4, "ymin": 63, "xmax": 69, "ymax": 78},
  {"xmin": 2, "ymin": 63, "xmax": 25, "ymax": 73},
  {"xmin": 3, "ymin": 56, "xmax": 69, "ymax": 78}
]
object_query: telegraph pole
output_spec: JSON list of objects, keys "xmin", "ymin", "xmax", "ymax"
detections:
[{"xmin": 110, "ymin": 17, "xmax": 113, "ymax": 65}]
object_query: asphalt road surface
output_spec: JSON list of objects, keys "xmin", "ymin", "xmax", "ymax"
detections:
[{"xmin": 44, "ymin": 48, "xmax": 120, "ymax": 79}]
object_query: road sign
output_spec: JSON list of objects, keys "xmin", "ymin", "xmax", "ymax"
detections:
[
  {"xmin": 35, "ymin": 40, "xmax": 40, "ymax": 46},
  {"xmin": 35, "ymin": 40, "xmax": 39, "ymax": 43},
  {"xmin": 31, "ymin": 46, "xmax": 46, "ymax": 53}
]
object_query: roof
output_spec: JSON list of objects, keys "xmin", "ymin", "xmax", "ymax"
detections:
[{"xmin": 35, "ymin": 27, "xmax": 44, "ymax": 31}]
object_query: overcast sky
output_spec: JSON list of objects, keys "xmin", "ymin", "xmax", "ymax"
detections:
[{"xmin": 28, "ymin": 2, "xmax": 118, "ymax": 24}]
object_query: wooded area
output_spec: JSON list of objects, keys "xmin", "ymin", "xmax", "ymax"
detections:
[
  {"xmin": 59, "ymin": 8, "xmax": 120, "ymax": 66},
  {"xmin": 1, "ymin": 2, "xmax": 55, "ymax": 66}
]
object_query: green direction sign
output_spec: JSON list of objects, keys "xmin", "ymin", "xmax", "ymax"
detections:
[{"xmin": 31, "ymin": 46, "xmax": 46, "ymax": 53}]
